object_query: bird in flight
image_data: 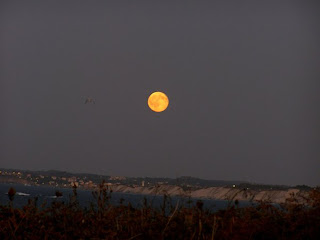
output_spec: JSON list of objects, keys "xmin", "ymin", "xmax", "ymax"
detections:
[{"xmin": 84, "ymin": 97, "xmax": 95, "ymax": 104}]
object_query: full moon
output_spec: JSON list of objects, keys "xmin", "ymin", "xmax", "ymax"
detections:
[{"xmin": 148, "ymin": 92, "xmax": 169, "ymax": 112}]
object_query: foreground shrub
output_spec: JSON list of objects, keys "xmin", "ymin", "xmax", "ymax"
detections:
[{"xmin": 0, "ymin": 185, "xmax": 319, "ymax": 240}]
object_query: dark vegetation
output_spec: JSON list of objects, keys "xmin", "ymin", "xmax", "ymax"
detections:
[{"xmin": 0, "ymin": 182, "xmax": 319, "ymax": 240}]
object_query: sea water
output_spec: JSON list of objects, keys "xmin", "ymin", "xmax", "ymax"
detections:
[{"xmin": 0, "ymin": 183, "xmax": 254, "ymax": 211}]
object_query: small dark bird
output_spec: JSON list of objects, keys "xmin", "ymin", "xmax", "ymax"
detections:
[{"xmin": 84, "ymin": 97, "xmax": 95, "ymax": 104}]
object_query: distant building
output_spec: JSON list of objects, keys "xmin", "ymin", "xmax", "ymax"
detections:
[
  {"xmin": 141, "ymin": 181, "xmax": 145, "ymax": 187},
  {"xmin": 68, "ymin": 177, "xmax": 77, "ymax": 182},
  {"xmin": 71, "ymin": 182, "xmax": 79, "ymax": 187},
  {"xmin": 49, "ymin": 181, "xmax": 55, "ymax": 185}
]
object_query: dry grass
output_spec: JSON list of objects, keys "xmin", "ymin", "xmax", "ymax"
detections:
[{"xmin": 0, "ymin": 183, "xmax": 319, "ymax": 240}]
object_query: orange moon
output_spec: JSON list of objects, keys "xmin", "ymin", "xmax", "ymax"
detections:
[{"xmin": 148, "ymin": 92, "xmax": 169, "ymax": 112}]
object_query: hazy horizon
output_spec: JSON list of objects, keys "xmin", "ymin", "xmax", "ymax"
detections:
[
  {"xmin": 1, "ymin": 1, "xmax": 319, "ymax": 187},
  {"xmin": 0, "ymin": 166, "xmax": 317, "ymax": 188}
]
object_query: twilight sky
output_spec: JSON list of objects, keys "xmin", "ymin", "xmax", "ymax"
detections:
[{"xmin": 1, "ymin": 1, "xmax": 319, "ymax": 186}]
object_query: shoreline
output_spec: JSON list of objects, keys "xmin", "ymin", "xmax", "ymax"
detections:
[
  {"xmin": 0, "ymin": 181, "xmax": 309, "ymax": 204},
  {"xmin": 109, "ymin": 184, "xmax": 308, "ymax": 204}
]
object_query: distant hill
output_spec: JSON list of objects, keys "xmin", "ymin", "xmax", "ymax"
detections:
[{"xmin": 1, "ymin": 168, "xmax": 312, "ymax": 191}]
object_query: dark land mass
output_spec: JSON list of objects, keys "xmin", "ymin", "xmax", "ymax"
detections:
[{"xmin": 0, "ymin": 168, "xmax": 312, "ymax": 191}]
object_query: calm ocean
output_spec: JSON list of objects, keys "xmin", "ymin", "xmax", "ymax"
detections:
[{"xmin": 0, "ymin": 183, "xmax": 253, "ymax": 211}]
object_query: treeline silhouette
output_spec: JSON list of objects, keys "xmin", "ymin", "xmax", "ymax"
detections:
[{"xmin": 0, "ymin": 182, "xmax": 319, "ymax": 240}]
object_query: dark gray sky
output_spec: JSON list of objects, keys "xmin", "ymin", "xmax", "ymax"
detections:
[{"xmin": 1, "ymin": 1, "xmax": 319, "ymax": 186}]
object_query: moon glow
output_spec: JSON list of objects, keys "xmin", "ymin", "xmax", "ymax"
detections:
[{"xmin": 148, "ymin": 92, "xmax": 169, "ymax": 112}]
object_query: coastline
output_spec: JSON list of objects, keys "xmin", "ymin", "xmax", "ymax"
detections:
[
  {"xmin": 0, "ymin": 176, "xmax": 309, "ymax": 204},
  {"xmin": 109, "ymin": 184, "xmax": 308, "ymax": 204}
]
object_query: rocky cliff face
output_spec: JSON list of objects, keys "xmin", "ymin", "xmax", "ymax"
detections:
[{"xmin": 110, "ymin": 185, "xmax": 308, "ymax": 203}]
